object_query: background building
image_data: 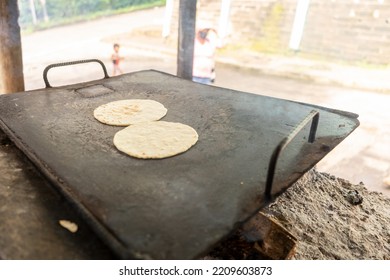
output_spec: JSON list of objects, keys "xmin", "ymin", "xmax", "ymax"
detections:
[{"xmin": 168, "ymin": 0, "xmax": 390, "ymax": 65}]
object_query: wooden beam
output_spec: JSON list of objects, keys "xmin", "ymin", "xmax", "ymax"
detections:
[
  {"xmin": 0, "ymin": 0, "xmax": 25, "ymax": 94},
  {"xmin": 177, "ymin": 0, "xmax": 197, "ymax": 80}
]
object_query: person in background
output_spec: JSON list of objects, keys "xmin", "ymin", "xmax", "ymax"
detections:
[
  {"xmin": 111, "ymin": 43, "xmax": 123, "ymax": 76},
  {"xmin": 192, "ymin": 28, "xmax": 219, "ymax": 85}
]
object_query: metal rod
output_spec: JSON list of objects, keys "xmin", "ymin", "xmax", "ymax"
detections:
[
  {"xmin": 43, "ymin": 59, "xmax": 109, "ymax": 88},
  {"xmin": 265, "ymin": 110, "xmax": 320, "ymax": 200},
  {"xmin": 308, "ymin": 111, "xmax": 319, "ymax": 143},
  {"xmin": 177, "ymin": 0, "xmax": 197, "ymax": 80}
]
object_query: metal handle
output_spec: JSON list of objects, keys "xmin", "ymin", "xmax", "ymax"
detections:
[
  {"xmin": 265, "ymin": 110, "xmax": 320, "ymax": 200},
  {"xmin": 43, "ymin": 59, "xmax": 109, "ymax": 88}
]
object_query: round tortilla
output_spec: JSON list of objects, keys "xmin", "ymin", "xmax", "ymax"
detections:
[
  {"xmin": 113, "ymin": 121, "xmax": 198, "ymax": 159},
  {"xmin": 93, "ymin": 99, "xmax": 167, "ymax": 126}
]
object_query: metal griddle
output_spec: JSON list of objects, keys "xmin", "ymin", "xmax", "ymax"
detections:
[{"xmin": 0, "ymin": 61, "xmax": 359, "ymax": 259}]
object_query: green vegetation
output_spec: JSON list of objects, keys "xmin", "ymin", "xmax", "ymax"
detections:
[{"xmin": 18, "ymin": 0, "xmax": 165, "ymax": 33}]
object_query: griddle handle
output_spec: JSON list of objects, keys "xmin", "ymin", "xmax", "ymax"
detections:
[
  {"xmin": 265, "ymin": 110, "xmax": 320, "ymax": 201},
  {"xmin": 43, "ymin": 59, "xmax": 109, "ymax": 88}
]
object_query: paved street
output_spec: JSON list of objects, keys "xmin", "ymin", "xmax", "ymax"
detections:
[{"xmin": 19, "ymin": 7, "xmax": 390, "ymax": 196}]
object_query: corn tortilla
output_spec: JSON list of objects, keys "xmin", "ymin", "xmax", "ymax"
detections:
[
  {"xmin": 113, "ymin": 121, "xmax": 198, "ymax": 159},
  {"xmin": 94, "ymin": 99, "xmax": 167, "ymax": 126}
]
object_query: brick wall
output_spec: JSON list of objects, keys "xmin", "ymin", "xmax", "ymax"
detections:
[
  {"xmin": 170, "ymin": 0, "xmax": 390, "ymax": 65},
  {"xmin": 228, "ymin": 0, "xmax": 296, "ymax": 53},
  {"xmin": 301, "ymin": 0, "xmax": 390, "ymax": 64}
]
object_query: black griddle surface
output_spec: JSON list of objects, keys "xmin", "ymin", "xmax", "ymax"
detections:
[{"xmin": 0, "ymin": 70, "xmax": 359, "ymax": 259}]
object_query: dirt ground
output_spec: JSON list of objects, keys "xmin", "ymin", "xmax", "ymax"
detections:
[
  {"xmin": 207, "ymin": 169, "xmax": 390, "ymax": 260},
  {"xmin": 265, "ymin": 169, "xmax": 390, "ymax": 259}
]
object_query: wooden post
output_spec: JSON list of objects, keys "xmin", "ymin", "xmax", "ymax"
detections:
[
  {"xmin": 177, "ymin": 0, "xmax": 197, "ymax": 80},
  {"xmin": 0, "ymin": 1, "xmax": 25, "ymax": 94}
]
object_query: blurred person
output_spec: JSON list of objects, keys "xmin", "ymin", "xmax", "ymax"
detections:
[
  {"xmin": 192, "ymin": 28, "xmax": 219, "ymax": 85},
  {"xmin": 111, "ymin": 43, "xmax": 124, "ymax": 76}
]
